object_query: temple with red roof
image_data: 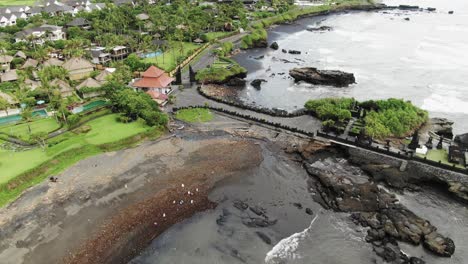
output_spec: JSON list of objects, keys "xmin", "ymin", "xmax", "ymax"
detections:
[{"xmin": 131, "ymin": 65, "xmax": 174, "ymax": 95}]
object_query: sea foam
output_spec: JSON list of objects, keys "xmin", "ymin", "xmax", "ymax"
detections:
[{"xmin": 264, "ymin": 215, "xmax": 319, "ymax": 264}]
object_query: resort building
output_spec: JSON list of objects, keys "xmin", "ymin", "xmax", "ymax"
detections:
[
  {"xmin": 1, "ymin": 70, "xmax": 19, "ymax": 83},
  {"xmin": 76, "ymin": 77, "xmax": 104, "ymax": 99},
  {"xmin": 50, "ymin": 79, "xmax": 74, "ymax": 97},
  {"xmin": 131, "ymin": 65, "xmax": 174, "ymax": 94},
  {"xmin": 89, "ymin": 47, "xmax": 111, "ymax": 65},
  {"xmin": 43, "ymin": 57, "xmax": 64, "ymax": 67},
  {"xmin": 110, "ymin": 46, "xmax": 129, "ymax": 60},
  {"xmin": 66, "ymin": 17, "xmax": 91, "ymax": 29},
  {"xmin": 95, "ymin": 69, "xmax": 112, "ymax": 83},
  {"xmin": 62, "ymin": 57, "xmax": 94, "ymax": 80},
  {"xmin": 15, "ymin": 25, "xmax": 66, "ymax": 44}
]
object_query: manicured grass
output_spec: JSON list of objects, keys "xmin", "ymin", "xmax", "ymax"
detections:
[
  {"xmin": 0, "ymin": 113, "xmax": 162, "ymax": 205},
  {"xmin": 417, "ymin": 149, "xmax": 464, "ymax": 169},
  {"xmin": 0, "ymin": 118, "xmax": 61, "ymax": 142},
  {"xmin": 83, "ymin": 114, "xmax": 149, "ymax": 145},
  {"xmin": 0, "ymin": 0, "xmax": 35, "ymax": 6},
  {"xmin": 175, "ymin": 108, "xmax": 213, "ymax": 123},
  {"xmin": 143, "ymin": 42, "xmax": 201, "ymax": 72}
]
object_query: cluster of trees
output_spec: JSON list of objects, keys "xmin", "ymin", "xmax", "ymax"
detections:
[
  {"xmin": 305, "ymin": 98, "xmax": 355, "ymax": 121},
  {"xmin": 104, "ymin": 83, "xmax": 168, "ymax": 127},
  {"xmin": 213, "ymin": 42, "xmax": 233, "ymax": 57},
  {"xmin": 240, "ymin": 28, "xmax": 267, "ymax": 49},
  {"xmin": 305, "ymin": 98, "xmax": 428, "ymax": 139},
  {"xmin": 361, "ymin": 99, "xmax": 428, "ymax": 138}
]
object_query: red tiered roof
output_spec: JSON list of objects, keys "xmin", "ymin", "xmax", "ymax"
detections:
[
  {"xmin": 146, "ymin": 90, "xmax": 168, "ymax": 101},
  {"xmin": 132, "ymin": 65, "xmax": 174, "ymax": 89}
]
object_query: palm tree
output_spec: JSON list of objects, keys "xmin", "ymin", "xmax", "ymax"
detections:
[
  {"xmin": 21, "ymin": 107, "xmax": 33, "ymax": 134},
  {"xmin": 0, "ymin": 98, "xmax": 9, "ymax": 116}
]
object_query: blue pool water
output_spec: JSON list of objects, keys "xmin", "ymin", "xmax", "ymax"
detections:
[
  {"xmin": 0, "ymin": 109, "xmax": 48, "ymax": 125},
  {"xmin": 141, "ymin": 51, "xmax": 163, "ymax": 59}
]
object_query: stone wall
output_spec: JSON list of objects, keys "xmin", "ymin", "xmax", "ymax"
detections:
[{"xmin": 347, "ymin": 146, "xmax": 468, "ymax": 202}]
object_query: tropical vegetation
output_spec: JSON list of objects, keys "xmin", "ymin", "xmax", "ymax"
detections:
[{"xmin": 305, "ymin": 98, "xmax": 428, "ymax": 139}]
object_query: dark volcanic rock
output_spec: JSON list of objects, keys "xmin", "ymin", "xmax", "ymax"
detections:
[
  {"xmin": 242, "ymin": 217, "xmax": 277, "ymax": 228},
  {"xmin": 430, "ymin": 117, "xmax": 454, "ymax": 139},
  {"xmin": 404, "ymin": 17, "xmax": 411, "ymax": 21},
  {"xmin": 256, "ymin": 231, "xmax": 272, "ymax": 245},
  {"xmin": 281, "ymin": 49, "xmax": 287, "ymax": 53},
  {"xmin": 410, "ymin": 257, "xmax": 426, "ymax": 264},
  {"xmin": 226, "ymin": 77, "xmax": 246, "ymax": 87},
  {"xmin": 288, "ymin": 50, "xmax": 301, "ymax": 55},
  {"xmin": 253, "ymin": 55, "xmax": 264, "ymax": 60},
  {"xmin": 304, "ymin": 157, "xmax": 455, "ymax": 259},
  {"xmin": 423, "ymin": 232, "xmax": 456, "ymax": 257},
  {"xmin": 270, "ymin": 42, "xmax": 279, "ymax": 50},
  {"xmin": 289, "ymin": 67, "xmax": 355, "ymax": 87},
  {"xmin": 233, "ymin": 200, "xmax": 249, "ymax": 211},
  {"xmin": 454, "ymin": 133, "xmax": 468, "ymax": 149},
  {"xmin": 307, "ymin": 25, "xmax": 333, "ymax": 32},
  {"xmin": 249, "ymin": 205, "xmax": 266, "ymax": 216},
  {"xmin": 448, "ymin": 11, "xmax": 454, "ymax": 14},
  {"xmin": 427, "ymin": 7, "xmax": 436, "ymax": 11},
  {"xmin": 305, "ymin": 208, "xmax": 313, "ymax": 215},
  {"xmin": 250, "ymin": 79, "xmax": 267, "ymax": 89}
]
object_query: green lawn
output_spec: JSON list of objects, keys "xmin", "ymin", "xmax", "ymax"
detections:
[
  {"xmin": 204, "ymin": 32, "xmax": 233, "ymax": 41},
  {"xmin": 143, "ymin": 42, "xmax": 201, "ymax": 72},
  {"xmin": 417, "ymin": 149, "xmax": 464, "ymax": 169},
  {"xmin": 175, "ymin": 108, "xmax": 213, "ymax": 123},
  {"xmin": 0, "ymin": 0, "xmax": 35, "ymax": 6},
  {"xmin": 0, "ymin": 118, "xmax": 61, "ymax": 142},
  {"xmin": 0, "ymin": 114, "xmax": 151, "ymax": 185}
]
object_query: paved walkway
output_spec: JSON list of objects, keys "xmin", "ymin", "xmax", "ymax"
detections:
[{"xmin": 169, "ymin": 86, "xmax": 322, "ymax": 133}]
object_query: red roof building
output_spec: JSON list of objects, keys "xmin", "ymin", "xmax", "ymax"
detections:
[
  {"xmin": 132, "ymin": 65, "xmax": 174, "ymax": 91},
  {"xmin": 146, "ymin": 90, "xmax": 169, "ymax": 106}
]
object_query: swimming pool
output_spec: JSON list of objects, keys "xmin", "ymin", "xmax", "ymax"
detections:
[
  {"xmin": 72, "ymin": 100, "xmax": 109, "ymax": 114},
  {"xmin": 141, "ymin": 51, "xmax": 163, "ymax": 59},
  {"xmin": 0, "ymin": 109, "xmax": 48, "ymax": 126}
]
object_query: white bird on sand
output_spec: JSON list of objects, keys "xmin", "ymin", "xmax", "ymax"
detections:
[
  {"xmin": 181, "ymin": 184, "xmax": 185, "ymax": 188},
  {"xmin": 163, "ymin": 213, "xmax": 166, "ymax": 218}
]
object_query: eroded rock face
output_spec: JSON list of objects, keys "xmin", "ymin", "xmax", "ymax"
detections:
[
  {"xmin": 454, "ymin": 133, "xmax": 468, "ymax": 149},
  {"xmin": 430, "ymin": 118, "xmax": 454, "ymax": 139},
  {"xmin": 289, "ymin": 67, "xmax": 355, "ymax": 87},
  {"xmin": 303, "ymin": 156, "xmax": 455, "ymax": 260}
]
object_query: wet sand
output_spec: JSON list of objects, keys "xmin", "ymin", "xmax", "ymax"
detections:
[{"xmin": 0, "ymin": 117, "xmax": 270, "ymax": 264}]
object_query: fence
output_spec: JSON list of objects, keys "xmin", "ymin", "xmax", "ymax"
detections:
[
  {"xmin": 173, "ymin": 105, "xmax": 315, "ymax": 138},
  {"xmin": 316, "ymin": 131, "xmax": 468, "ymax": 175},
  {"xmin": 169, "ymin": 43, "xmax": 210, "ymax": 76}
]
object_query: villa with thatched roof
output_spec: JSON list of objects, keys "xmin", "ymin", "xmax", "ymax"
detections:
[
  {"xmin": 21, "ymin": 58, "xmax": 39, "ymax": 69},
  {"xmin": 0, "ymin": 70, "xmax": 18, "ymax": 82},
  {"xmin": 14, "ymin": 51, "xmax": 26, "ymax": 60},
  {"xmin": 0, "ymin": 55, "xmax": 13, "ymax": 73},
  {"xmin": 76, "ymin": 77, "xmax": 104, "ymax": 98},
  {"xmin": 25, "ymin": 79, "xmax": 41, "ymax": 91},
  {"xmin": 62, "ymin": 57, "xmax": 94, "ymax": 80},
  {"xmin": 95, "ymin": 69, "xmax": 111, "ymax": 83},
  {"xmin": 50, "ymin": 79, "xmax": 74, "ymax": 97},
  {"xmin": 43, "ymin": 57, "xmax": 64, "ymax": 67}
]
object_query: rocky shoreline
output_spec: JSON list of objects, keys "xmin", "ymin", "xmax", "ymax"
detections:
[{"xmin": 292, "ymin": 144, "xmax": 456, "ymax": 263}]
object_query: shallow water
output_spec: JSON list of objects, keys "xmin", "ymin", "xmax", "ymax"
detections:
[
  {"xmin": 129, "ymin": 147, "xmax": 375, "ymax": 264},
  {"xmin": 233, "ymin": 0, "xmax": 468, "ymax": 135}
]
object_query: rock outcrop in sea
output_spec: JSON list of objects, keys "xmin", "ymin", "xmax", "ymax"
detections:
[{"xmin": 289, "ymin": 67, "xmax": 355, "ymax": 87}]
